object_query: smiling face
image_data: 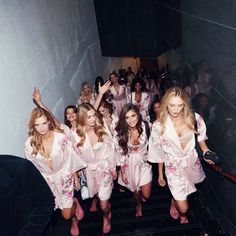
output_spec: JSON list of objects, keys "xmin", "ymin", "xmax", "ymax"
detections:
[
  {"xmin": 85, "ymin": 109, "xmax": 97, "ymax": 127},
  {"xmin": 167, "ymin": 96, "xmax": 185, "ymax": 118},
  {"xmin": 34, "ymin": 115, "xmax": 50, "ymax": 135},
  {"xmin": 66, "ymin": 108, "xmax": 77, "ymax": 122},
  {"xmin": 98, "ymin": 106, "xmax": 110, "ymax": 118},
  {"xmin": 134, "ymin": 82, "xmax": 142, "ymax": 92},
  {"xmin": 153, "ymin": 102, "xmax": 161, "ymax": 115},
  {"xmin": 125, "ymin": 109, "xmax": 138, "ymax": 128}
]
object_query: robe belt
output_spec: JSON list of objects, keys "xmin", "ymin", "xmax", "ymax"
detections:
[{"xmin": 169, "ymin": 153, "xmax": 192, "ymax": 168}]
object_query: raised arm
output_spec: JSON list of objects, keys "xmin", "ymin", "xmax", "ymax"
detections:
[
  {"xmin": 33, "ymin": 87, "xmax": 61, "ymax": 128},
  {"xmin": 93, "ymin": 81, "xmax": 111, "ymax": 110}
]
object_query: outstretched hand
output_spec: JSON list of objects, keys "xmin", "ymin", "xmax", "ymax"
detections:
[
  {"xmin": 32, "ymin": 87, "xmax": 42, "ymax": 104},
  {"xmin": 98, "ymin": 80, "xmax": 111, "ymax": 95}
]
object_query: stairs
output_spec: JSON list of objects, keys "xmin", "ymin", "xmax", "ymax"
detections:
[{"xmin": 79, "ymin": 182, "xmax": 228, "ymax": 236}]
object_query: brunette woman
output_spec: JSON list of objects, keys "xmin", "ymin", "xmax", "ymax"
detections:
[{"xmin": 115, "ymin": 104, "xmax": 152, "ymax": 217}]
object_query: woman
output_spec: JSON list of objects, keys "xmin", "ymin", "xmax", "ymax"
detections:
[
  {"xmin": 98, "ymin": 99, "xmax": 119, "ymax": 138},
  {"xmin": 109, "ymin": 72, "xmax": 127, "ymax": 116},
  {"xmin": 115, "ymin": 104, "xmax": 152, "ymax": 217},
  {"xmin": 149, "ymin": 95, "xmax": 161, "ymax": 124},
  {"xmin": 76, "ymin": 81, "xmax": 96, "ymax": 107},
  {"xmin": 128, "ymin": 78, "xmax": 151, "ymax": 123},
  {"xmin": 72, "ymin": 103, "xmax": 117, "ymax": 234},
  {"xmin": 25, "ymin": 107, "xmax": 87, "ymax": 236},
  {"xmin": 148, "ymin": 87, "xmax": 214, "ymax": 224}
]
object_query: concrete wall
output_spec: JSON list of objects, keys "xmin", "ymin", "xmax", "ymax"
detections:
[{"xmin": 0, "ymin": 0, "xmax": 136, "ymax": 156}]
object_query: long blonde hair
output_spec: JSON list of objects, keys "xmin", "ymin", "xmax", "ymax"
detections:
[
  {"xmin": 159, "ymin": 87, "xmax": 195, "ymax": 134},
  {"xmin": 76, "ymin": 103, "xmax": 106, "ymax": 147},
  {"xmin": 28, "ymin": 107, "xmax": 62, "ymax": 155}
]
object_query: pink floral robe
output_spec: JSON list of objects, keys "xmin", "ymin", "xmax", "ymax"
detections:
[
  {"xmin": 72, "ymin": 132, "xmax": 117, "ymax": 201},
  {"xmin": 103, "ymin": 114, "xmax": 119, "ymax": 138},
  {"xmin": 148, "ymin": 113, "xmax": 206, "ymax": 200},
  {"xmin": 110, "ymin": 85, "xmax": 127, "ymax": 116},
  {"xmin": 128, "ymin": 92, "xmax": 151, "ymax": 122},
  {"xmin": 24, "ymin": 132, "xmax": 87, "ymax": 209},
  {"xmin": 115, "ymin": 122, "xmax": 152, "ymax": 192}
]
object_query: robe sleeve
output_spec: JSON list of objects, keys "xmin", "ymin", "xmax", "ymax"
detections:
[
  {"xmin": 62, "ymin": 135, "xmax": 87, "ymax": 175},
  {"xmin": 195, "ymin": 113, "xmax": 208, "ymax": 142},
  {"xmin": 148, "ymin": 122, "xmax": 166, "ymax": 163},
  {"xmin": 113, "ymin": 132, "xmax": 126, "ymax": 166}
]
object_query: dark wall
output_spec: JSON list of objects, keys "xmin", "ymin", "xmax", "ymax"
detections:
[
  {"xmin": 93, "ymin": 0, "xmax": 181, "ymax": 57},
  {"xmin": 180, "ymin": 0, "xmax": 236, "ymax": 174}
]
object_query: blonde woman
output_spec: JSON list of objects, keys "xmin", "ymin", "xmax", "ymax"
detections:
[
  {"xmin": 76, "ymin": 81, "xmax": 96, "ymax": 107},
  {"xmin": 25, "ymin": 108, "xmax": 87, "ymax": 236},
  {"xmin": 72, "ymin": 103, "xmax": 117, "ymax": 234},
  {"xmin": 148, "ymin": 87, "xmax": 215, "ymax": 224}
]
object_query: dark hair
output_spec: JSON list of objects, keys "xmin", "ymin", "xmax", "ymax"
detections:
[
  {"xmin": 130, "ymin": 77, "xmax": 146, "ymax": 92},
  {"xmin": 149, "ymin": 94, "xmax": 161, "ymax": 123},
  {"xmin": 98, "ymin": 99, "xmax": 114, "ymax": 116},
  {"xmin": 192, "ymin": 93, "xmax": 210, "ymax": 121},
  {"xmin": 94, "ymin": 76, "xmax": 104, "ymax": 94},
  {"xmin": 115, "ymin": 104, "xmax": 143, "ymax": 155},
  {"xmin": 64, "ymin": 105, "xmax": 78, "ymax": 128}
]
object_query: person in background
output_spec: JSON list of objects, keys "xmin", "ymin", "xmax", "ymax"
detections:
[
  {"xmin": 128, "ymin": 78, "xmax": 151, "ymax": 123},
  {"xmin": 25, "ymin": 107, "xmax": 87, "ymax": 236},
  {"xmin": 149, "ymin": 95, "xmax": 161, "ymax": 124},
  {"xmin": 76, "ymin": 81, "xmax": 96, "ymax": 107},
  {"xmin": 72, "ymin": 103, "xmax": 117, "ymax": 234},
  {"xmin": 148, "ymin": 87, "xmax": 215, "ymax": 224},
  {"xmin": 0, "ymin": 155, "xmax": 54, "ymax": 236},
  {"xmin": 94, "ymin": 76, "xmax": 104, "ymax": 99},
  {"xmin": 109, "ymin": 72, "xmax": 127, "ymax": 116},
  {"xmin": 115, "ymin": 104, "xmax": 152, "ymax": 217}
]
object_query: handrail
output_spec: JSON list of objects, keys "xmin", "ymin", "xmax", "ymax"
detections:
[{"xmin": 208, "ymin": 163, "xmax": 236, "ymax": 183}]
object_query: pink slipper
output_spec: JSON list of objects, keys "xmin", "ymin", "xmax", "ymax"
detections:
[{"xmin": 74, "ymin": 198, "xmax": 84, "ymax": 221}]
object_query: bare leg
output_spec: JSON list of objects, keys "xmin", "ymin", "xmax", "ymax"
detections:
[
  {"xmin": 140, "ymin": 181, "xmax": 152, "ymax": 202},
  {"xmin": 133, "ymin": 191, "xmax": 143, "ymax": 217},
  {"xmin": 174, "ymin": 199, "xmax": 189, "ymax": 224},
  {"xmin": 100, "ymin": 200, "xmax": 111, "ymax": 234},
  {"xmin": 90, "ymin": 196, "xmax": 98, "ymax": 212}
]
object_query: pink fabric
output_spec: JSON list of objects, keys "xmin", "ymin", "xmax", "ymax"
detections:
[
  {"xmin": 115, "ymin": 122, "xmax": 152, "ymax": 192},
  {"xmin": 110, "ymin": 85, "xmax": 127, "ymax": 116},
  {"xmin": 148, "ymin": 113, "xmax": 206, "ymax": 200},
  {"xmin": 128, "ymin": 92, "xmax": 151, "ymax": 122},
  {"xmin": 72, "ymin": 132, "xmax": 116, "ymax": 201},
  {"xmin": 25, "ymin": 132, "xmax": 87, "ymax": 209}
]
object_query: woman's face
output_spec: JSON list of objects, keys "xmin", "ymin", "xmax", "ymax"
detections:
[
  {"xmin": 110, "ymin": 74, "xmax": 118, "ymax": 83},
  {"xmin": 66, "ymin": 108, "xmax": 77, "ymax": 122},
  {"xmin": 153, "ymin": 102, "xmax": 161, "ymax": 115},
  {"xmin": 85, "ymin": 109, "xmax": 96, "ymax": 127},
  {"xmin": 199, "ymin": 96, "xmax": 208, "ymax": 109},
  {"xmin": 34, "ymin": 115, "xmax": 50, "ymax": 135},
  {"xmin": 83, "ymin": 85, "xmax": 91, "ymax": 95},
  {"xmin": 125, "ymin": 110, "xmax": 138, "ymax": 128},
  {"xmin": 167, "ymin": 96, "xmax": 184, "ymax": 118},
  {"xmin": 98, "ymin": 106, "xmax": 110, "ymax": 118},
  {"xmin": 134, "ymin": 82, "xmax": 142, "ymax": 92}
]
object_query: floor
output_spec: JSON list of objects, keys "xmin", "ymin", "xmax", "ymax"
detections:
[{"xmin": 43, "ymin": 177, "xmax": 229, "ymax": 236}]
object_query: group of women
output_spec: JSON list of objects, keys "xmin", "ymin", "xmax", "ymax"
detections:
[{"xmin": 24, "ymin": 76, "xmax": 215, "ymax": 235}]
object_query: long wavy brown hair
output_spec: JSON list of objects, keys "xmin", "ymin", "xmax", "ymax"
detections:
[
  {"xmin": 28, "ymin": 107, "xmax": 62, "ymax": 156},
  {"xmin": 159, "ymin": 87, "xmax": 195, "ymax": 134},
  {"xmin": 76, "ymin": 103, "xmax": 106, "ymax": 147},
  {"xmin": 115, "ymin": 104, "xmax": 143, "ymax": 155}
]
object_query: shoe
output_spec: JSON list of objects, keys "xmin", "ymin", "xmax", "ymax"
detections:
[
  {"xmin": 70, "ymin": 217, "xmax": 79, "ymax": 236},
  {"xmin": 103, "ymin": 221, "xmax": 111, "ymax": 234},
  {"xmin": 169, "ymin": 200, "xmax": 179, "ymax": 219},
  {"xmin": 74, "ymin": 198, "xmax": 84, "ymax": 221}
]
